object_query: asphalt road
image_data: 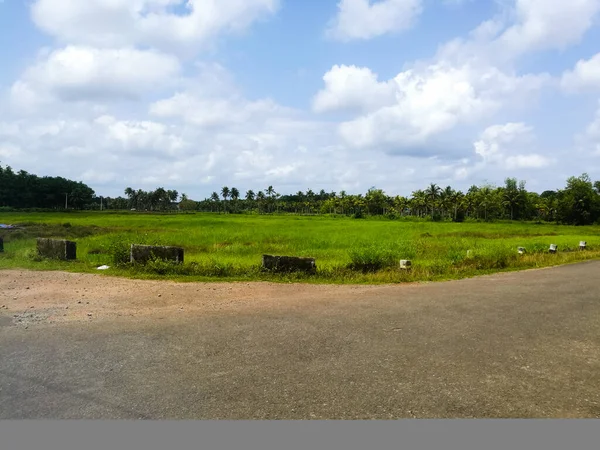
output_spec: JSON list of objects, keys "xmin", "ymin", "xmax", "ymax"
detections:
[{"xmin": 2, "ymin": 262, "xmax": 600, "ymax": 419}]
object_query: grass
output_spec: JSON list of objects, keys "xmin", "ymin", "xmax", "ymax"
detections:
[{"xmin": 1, "ymin": 211, "xmax": 600, "ymax": 284}]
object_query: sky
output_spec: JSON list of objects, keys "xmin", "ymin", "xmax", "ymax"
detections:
[{"xmin": 1, "ymin": 0, "xmax": 600, "ymax": 200}]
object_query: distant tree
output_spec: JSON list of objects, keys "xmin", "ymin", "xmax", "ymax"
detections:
[
  {"xmin": 221, "ymin": 186, "xmax": 230, "ymax": 213},
  {"xmin": 210, "ymin": 191, "xmax": 220, "ymax": 213},
  {"xmin": 424, "ymin": 183, "xmax": 441, "ymax": 216},
  {"xmin": 556, "ymin": 174, "xmax": 600, "ymax": 225}
]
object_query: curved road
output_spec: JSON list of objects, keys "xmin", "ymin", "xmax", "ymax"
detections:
[{"xmin": 1, "ymin": 262, "xmax": 600, "ymax": 419}]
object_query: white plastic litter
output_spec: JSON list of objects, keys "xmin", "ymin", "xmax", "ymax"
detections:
[{"xmin": 97, "ymin": 265, "xmax": 110, "ymax": 270}]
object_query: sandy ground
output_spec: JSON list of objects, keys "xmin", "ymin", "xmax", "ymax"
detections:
[
  {"xmin": 1, "ymin": 263, "xmax": 600, "ymax": 419},
  {"xmin": 0, "ymin": 269, "xmax": 419, "ymax": 326}
]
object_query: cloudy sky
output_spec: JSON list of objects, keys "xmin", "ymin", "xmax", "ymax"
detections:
[{"xmin": 1, "ymin": 0, "xmax": 600, "ymax": 199}]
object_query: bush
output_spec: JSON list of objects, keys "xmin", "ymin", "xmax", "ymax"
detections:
[
  {"xmin": 105, "ymin": 239, "xmax": 131, "ymax": 266},
  {"xmin": 353, "ymin": 210, "xmax": 365, "ymax": 219},
  {"xmin": 348, "ymin": 245, "xmax": 396, "ymax": 273}
]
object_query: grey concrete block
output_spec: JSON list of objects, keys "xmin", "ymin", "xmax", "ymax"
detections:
[
  {"xmin": 130, "ymin": 245, "xmax": 184, "ymax": 264},
  {"xmin": 262, "ymin": 255, "xmax": 316, "ymax": 274},
  {"xmin": 37, "ymin": 238, "xmax": 76, "ymax": 260}
]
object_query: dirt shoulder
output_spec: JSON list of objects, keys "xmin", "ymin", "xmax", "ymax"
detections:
[{"xmin": 0, "ymin": 269, "xmax": 408, "ymax": 326}]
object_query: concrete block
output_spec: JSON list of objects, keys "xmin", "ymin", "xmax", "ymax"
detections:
[
  {"xmin": 549, "ymin": 244, "xmax": 558, "ymax": 254},
  {"xmin": 130, "ymin": 245, "xmax": 184, "ymax": 264},
  {"xmin": 37, "ymin": 238, "xmax": 76, "ymax": 260},
  {"xmin": 400, "ymin": 260, "xmax": 412, "ymax": 269},
  {"xmin": 262, "ymin": 255, "xmax": 316, "ymax": 274},
  {"xmin": 580, "ymin": 241, "xmax": 587, "ymax": 250}
]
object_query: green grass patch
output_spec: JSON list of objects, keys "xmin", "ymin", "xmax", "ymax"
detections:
[{"xmin": 1, "ymin": 211, "xmax": 600, "ymax": 284}]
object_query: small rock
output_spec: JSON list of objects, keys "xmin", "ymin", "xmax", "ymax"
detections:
[
  {"xmin": 86, "ymin": 302, "xmax": 89, "ymax": 305},
  {"xmin": 158, "ymin": 294, "xmax": 162, "ymax": 297},
  {"xmin": 13, "ymin": 297, "xmax": 17, "ymax": 300},
  {"xmin": 87, "ymin": 313, "xmax": 92, "ymax": 317},
  {"xmin": 65, "ymin": 306, "xmax": 69, "ymax": 309},
  {"xmin": 30, "ymin": 306, "xmax": 34, "ymax": 309},
  {"xmin": 78, "ymin": 301, "xmax": 82, "ymax": 304}
]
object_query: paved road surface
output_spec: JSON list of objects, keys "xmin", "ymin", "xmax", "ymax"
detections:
[{"xmin": 1, "ymin": 262, "xmax": 600, "ymax": 419}]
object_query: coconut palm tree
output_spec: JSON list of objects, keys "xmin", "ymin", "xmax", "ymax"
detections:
[
  {"xmin": 210, "ymin": 191, "xmax": 220, "ymax": 213},
  {"xmin": 230, "ymin": 187, "xmax": 239, "ymax": 213},
  {"xmin": 424, "ymin": 183, "xmax": 441, "ymax": 217},
  {"xmin": 221, "ymin": 186, "xmax": 230, "ymax": 213}
]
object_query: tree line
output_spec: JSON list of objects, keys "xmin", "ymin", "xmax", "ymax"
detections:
[
  {"xmin": 116, "ymin": 175, "xmax": 600, "ymax": 226},
  {"xmin": 0, "ymin": 163, "xmax": 95, "ymax": 210},
  {"xmin": 3, "ymin": 162, "xmax": 600, "ymax": 226}
]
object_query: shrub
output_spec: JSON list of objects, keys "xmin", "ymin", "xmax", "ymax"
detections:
[{"xmin": 348, "ymin": 245, "xmax": 396, "ymax": 273}]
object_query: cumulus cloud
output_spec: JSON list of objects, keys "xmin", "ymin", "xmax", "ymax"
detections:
[
  {"xmin": 10, "ymin": 46, "xmax": 180, "ymax": 107},
  {"xmin": 312, "ymin": 65, "xmax": 396, "ymax": 114},
  {"xmin": 473, "ymin": 122, "xmax": 551, "ymax": 169},
  {"xmin": 326, "ymin": 0, "xmax": 422, "ymax": 41},
  {"xmin": 496, "ymin": 0, "xmax": 600, "ymax": 57},
  {"xmin": 31, "ymin": 0, "xmax": 280, "ymax": 53},
  {"xmin": 150, "ymin": 93, "xmax": 290, "ymax": 129},
  {"xmin": 561, "ymin": 53, "xmax": 600, "ymax": 92},
  {"xmin": 316, "ymin": 62, "xmax": 548, "ymax": 151}
]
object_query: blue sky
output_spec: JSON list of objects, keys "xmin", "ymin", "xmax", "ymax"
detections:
[{"xmin": 1, "ymin": 0, "xmax": 600, "ymax": 199}]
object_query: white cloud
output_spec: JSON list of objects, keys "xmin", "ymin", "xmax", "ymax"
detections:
[
  {"xmin": 561, "ymin": 53, "xmax": 600, "ymax": 92},
  {"xmin": 473, "ymin": 122, "xmax": 551, "ymax": 169},
  {"xmin": 312, "ymin": 65, "xmax": 395, "ymax": 113},
  {"xmin": 505, "ymin": 154, "xmax": 550, "ymax": 169},
  {"xmin": 496, "ymin": 0, "xmax": 600, "ymax": 57},
  {"xmin": 319, "ymin": 62, "xmax": 547, "ymax": 151},
  {"xmin": 326, "ymin": 0, "xmax": 422, "ymax": 41},
  {"xmin": 150, "ymin": 92, "xmax": 289, "ymax": 128},
  {"xmin": 31, "ymin": 0, "xmax": 279, "ymax": 53},
  {"xmin": 11, "ymin": 46, "xmax": 180, "ymax": 107},
  {"xmin": 94, "ymin": 115, "xmax": 188, "ymax": 157}
]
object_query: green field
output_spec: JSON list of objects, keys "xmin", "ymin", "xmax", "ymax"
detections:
[{"xmin": 2, "ymin": 211, "xmax": 600, "ymax": 283}]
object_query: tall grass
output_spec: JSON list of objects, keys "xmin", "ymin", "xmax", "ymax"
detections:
[{"xmin": 1, "ymin": 211, "xmax": 600, "ymax": 283}]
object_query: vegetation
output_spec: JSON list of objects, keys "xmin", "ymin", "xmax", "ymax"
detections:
[
  {"xmin": 2, "ymin": 212, "xmax": 600, "ymax": 284},
  {"xmin": 4, "ymin": 162, "xmax": 600, "ymax": 227},
  {"xmin": 0, "ymin": 163, "xmax": 95, "ymax": 209}
]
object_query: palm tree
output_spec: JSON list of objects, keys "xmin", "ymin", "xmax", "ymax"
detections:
[
  {"xmin": 424, "ymin": 183, "xmax": 441, "ymax": 217},
  {"xmin": 245, "ymin": 190, "xmax": 255, "ymax": 212},
  {"xmin": 477, "ymin": 186, "xmax": 493, "ymax": 221},
  {"xmin": 210, "ymin": 191, "xmax": 220, "ymax": 213},
  {"xmin": 265, "ymin": 186, "xmax": 276, "ymax": 213},
  {"xmin": 410, "ymin": 190, "xmax": 427, "ymax": 217},
  {"xmin": 221, "ymin": 186, "xmax": 230, "ymax": 213},
  {"xmin": 230, "ymin": 187, "xmax": 239, "ymax": 213},
  {"xmin": 256, "ymin": 191, "xmax": 266, "ymax": 214},
  {"xmin": 440, "ymin": 186, "xmax": 454, "ymax": 219}
]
